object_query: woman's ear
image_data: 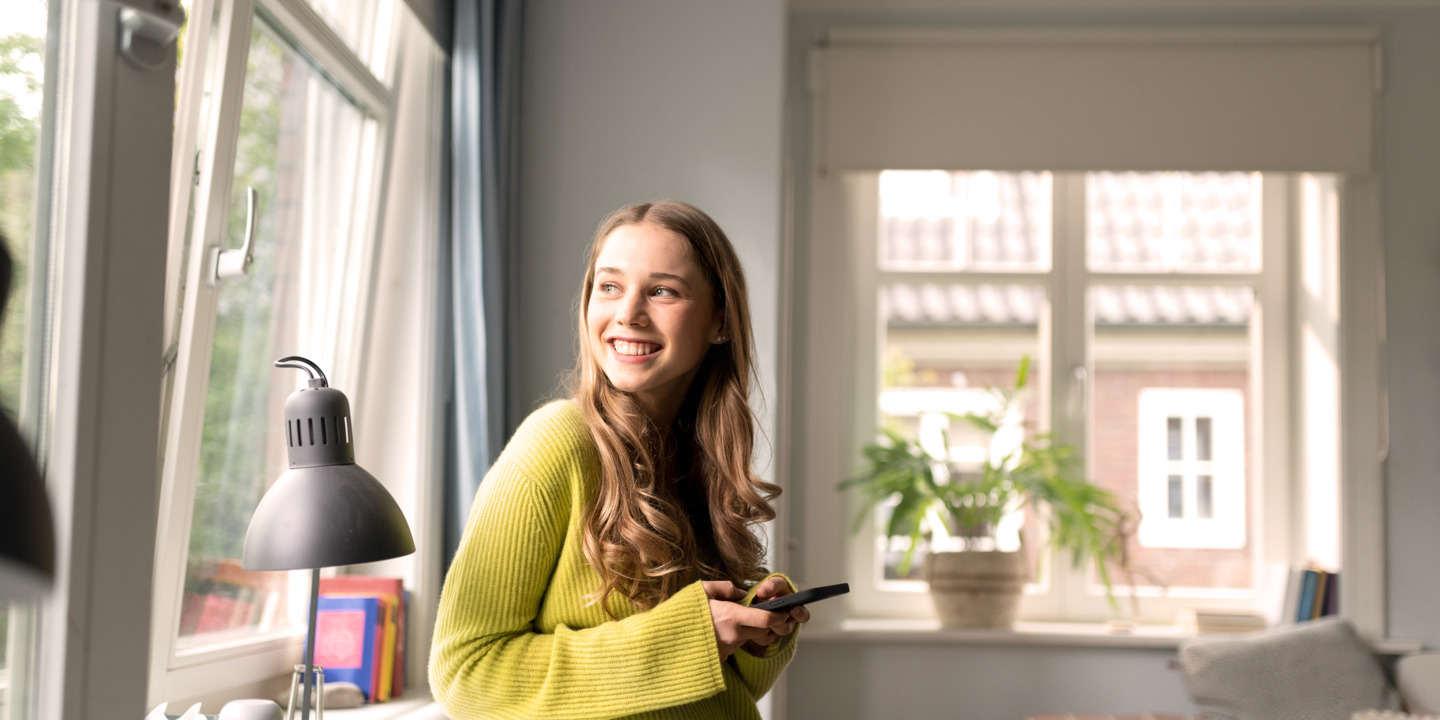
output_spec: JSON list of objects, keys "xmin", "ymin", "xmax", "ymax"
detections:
[{"xmin": 711, "ymin": 311, "xmax": 727, "ymax": 345}]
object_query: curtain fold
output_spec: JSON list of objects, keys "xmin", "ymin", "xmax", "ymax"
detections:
[{"xmin": 445, "ymin": 0, "xmax": 524, "ymax": 565}]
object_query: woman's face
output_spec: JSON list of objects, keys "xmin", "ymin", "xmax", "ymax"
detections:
[{"xmin": 586, "ymin": 221, "xmax": 723, "ymax": 423}]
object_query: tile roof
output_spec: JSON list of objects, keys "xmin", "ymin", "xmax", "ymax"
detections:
[{"xmin": 879, "ymin": 171, "xmax": 1258, "ymax": 328}]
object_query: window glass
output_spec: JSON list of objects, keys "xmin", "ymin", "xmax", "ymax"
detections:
[
  {"xmin": 875, "ymin": 168, "xmax": 1050, "ymax": 584},
  {"xmin": 0, "ymin": 0, "xmax": 47, "ymax": 713},
  {"xmin": 1092, "ymin": 286, "xmax": 1254, "ymax": 590},
  {"xmin": 862, "ymin": 169, "xmax": 1285, "ymax": 619},
  {"xmin": 301, "ymin": 0, "xmax": 396, "ymax": 83},
  {"xmin": 879, "ymin": 171, "xmax": 1051, "ymax": 272},
  {"xmin": 0, "ymin": 1, "xmax": 45, "ymax": 412},
  {"xmin": 1087, "ymin": 172, "xmax": 1262, "ymax": 273},
  {"xmin": 179, "ymin": 16, "xmax": 376, "ymax": 648}
]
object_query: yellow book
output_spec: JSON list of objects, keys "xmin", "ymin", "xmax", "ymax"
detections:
[
  {"xmin": 377, "ymin": 596, "xmax": 396, "ymax": 701},
  {"xmin": 1311, "ymin": 570, "xmax": 1329, "ymax": 621}
]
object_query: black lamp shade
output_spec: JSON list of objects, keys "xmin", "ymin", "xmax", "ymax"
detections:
[
  {"xmin": 0, "ymin": 411, "xmax": 54, "ymax": 600},
  {"xmin": 243, "ymin": 462, "xmax": 414, "ymax": 570},
  {"xmin": 242, "ymin": 358, "xmax": 414, "ymax": 571}
]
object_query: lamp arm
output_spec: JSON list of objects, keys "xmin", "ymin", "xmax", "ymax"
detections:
[
  {"xmin": 275, "ymin": 356, "xmax": 328, "ymax": 388},
  {"xmin": 303, "ymin": 567, "xmax": 320, "ymax": 720}
]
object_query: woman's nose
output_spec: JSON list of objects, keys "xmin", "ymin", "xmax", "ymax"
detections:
[{"xmin": 615, "ymin": 291, "xmax": 647, "ymax": 325}]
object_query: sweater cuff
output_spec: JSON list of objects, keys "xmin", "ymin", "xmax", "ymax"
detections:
[{"xmin": 667, "ymin": 580, "xmax": 728, "ymax": 695}]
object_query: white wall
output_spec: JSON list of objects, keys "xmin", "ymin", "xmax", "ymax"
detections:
[{"xmin": 1377, "ymin": 5, "xmax": 1440, "ymax": 654}]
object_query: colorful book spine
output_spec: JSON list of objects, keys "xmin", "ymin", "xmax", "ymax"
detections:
[
  {"xmin": 1296, "ymin": 568, "xmax": 1320, "ymax": 623},
  {"xmin": 1320, "ymin": 572, "xmax": 1339, "ymax": 617},
  {"xmin": 1310, "ymin": 571, "xmax": 1329, "ymax": 621}
]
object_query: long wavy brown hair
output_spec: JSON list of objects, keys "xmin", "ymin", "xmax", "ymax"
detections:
[{"xmin": 570, "ymin": 201, "xmax": 780, "ymax": 615}]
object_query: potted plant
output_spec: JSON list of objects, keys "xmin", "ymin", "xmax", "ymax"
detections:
[{"xmin": 842, "ymin": 356, "xmax": 1128, "ymax": 629}]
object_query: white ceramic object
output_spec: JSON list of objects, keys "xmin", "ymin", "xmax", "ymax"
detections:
[
  {"xmin": 218, "ymin": 699, "xmax": 283, "ymax": 720},
  {"xmin": 1398, "ymin": 654, "xmax": 1440, "ymax": 714}
]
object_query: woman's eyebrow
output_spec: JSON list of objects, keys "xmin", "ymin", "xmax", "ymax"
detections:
[
  {"xmin": 595, "ymin": 267, "xmax": 693, "ymax": 288},
  {"xmin": 648, "ymin": 272, "xmax": 692, "ymax": 288}
]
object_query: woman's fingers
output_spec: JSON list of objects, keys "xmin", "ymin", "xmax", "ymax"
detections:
[
  {"xmin": 709, "ymin": 599, "xmax": 780, "ymax": 659},
  {"xmin": 790, "ymin": 605, "xmax": 811, "ymax": 624},
  {"xmin": 751, "ymin": 576, "xmax": 789, "ymax": 600},
  {"xmin": 702, "ymin": 580, "xmax": 744, "ymax": 601}
]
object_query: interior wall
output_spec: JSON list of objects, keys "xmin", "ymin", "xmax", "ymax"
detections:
[
  {"xmin": 788, "ymin": 643, "xmax": 1189, "ymax": 719},
  {"xmin": 517, "ymin": 0, "xmax": 1440, "ymax": 717}
]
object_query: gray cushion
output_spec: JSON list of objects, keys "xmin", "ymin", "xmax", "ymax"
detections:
[{"xmin": 1176, "ymin": 617, "xmax": 1400, "ymax": 720}]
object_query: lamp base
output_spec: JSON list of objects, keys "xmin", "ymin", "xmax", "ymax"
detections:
[{"xmin": 283, "ymin": 664, "xmax": 324, "ymax": 720}]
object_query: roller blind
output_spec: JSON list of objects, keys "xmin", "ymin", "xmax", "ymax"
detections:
[{"xmin": 813, "ymin": 28, "xmax": 1379, "ymax": 173}]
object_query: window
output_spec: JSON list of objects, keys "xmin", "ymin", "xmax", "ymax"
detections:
[
  {"xmin": 1136, "ymin": 388, "xmax": 1245, "ymax": 549},
  {"xmin": 804, "ymin": 169, "xmax": 1342, "ymax": 624},
  {"xmin": 148, "ymin": 0, "xmax": 438, "ymax": 703}
]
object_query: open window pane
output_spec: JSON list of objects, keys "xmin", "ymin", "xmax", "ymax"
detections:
[
  {"xmin": 1091, "ymin": 284, "xmax": 1254, "ymax": 592},
  {"xmin": 300, "ymin": 0, "xmax": 396, "ymax": 83},
  {"xmin": 178, "ymin": 16, "xmax": 376, "ymax": 648}
]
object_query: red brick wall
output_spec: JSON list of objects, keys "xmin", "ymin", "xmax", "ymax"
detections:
[{"xmin": 1091, "ymin": 368, "xmax": 1252, "ymax": 591}]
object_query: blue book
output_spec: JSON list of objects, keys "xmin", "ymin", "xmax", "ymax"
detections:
[
  {"xmin": 1296, "ymin": 569, "xmax": 1320, "ymax": 623},
  {"xmin": 314, "ymin": 595, "xmax": 380, "ymax": 701}
]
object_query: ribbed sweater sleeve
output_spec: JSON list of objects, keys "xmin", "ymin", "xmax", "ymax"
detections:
[
  {"xmin": 732, "ymin": 573, "xmax": 801, "ymax": 700},
  {"xmin": 429, "ymin": 402, "xmax": 728, "ymax": 720}
]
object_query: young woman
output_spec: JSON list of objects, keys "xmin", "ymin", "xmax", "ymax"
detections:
[{"xmin": 430, "ymin": 201, "xmax": 808, "ymax": 719}]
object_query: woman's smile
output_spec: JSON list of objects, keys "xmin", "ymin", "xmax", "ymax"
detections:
[{"xmin": 609, "ymin": 337, "xmax": 662, "ymax": 360}]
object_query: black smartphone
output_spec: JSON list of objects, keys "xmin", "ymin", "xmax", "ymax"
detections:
[{"xmin": 750, "ymin": 582, "xmax": 849, "ymax": 612}]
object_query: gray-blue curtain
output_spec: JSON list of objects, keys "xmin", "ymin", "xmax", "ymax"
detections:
[{"xmin": 445, "ymin": 0, "xmax": 524, "ymax": 566}]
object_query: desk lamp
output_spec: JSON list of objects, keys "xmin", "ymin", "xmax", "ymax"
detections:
[{"xmin": 243, "ymin": 356, "xmax": 414, "ymax": 720}]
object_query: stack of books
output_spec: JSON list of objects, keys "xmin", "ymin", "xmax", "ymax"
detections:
[
  {"xmin": 1178, "ymin": 607, "xmax": 1269, "ymax": 635},
  {"xmin": 1280, "ymin": 565, "xmax": 1339, "ymax": 625},
  {"xmin": 313, "ymin": 576, "xmax": 408, "ymax": 703}
]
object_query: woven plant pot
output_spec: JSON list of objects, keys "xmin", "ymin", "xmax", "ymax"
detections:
[{"xmin": 924, "ymin": 549, "xmax": 1027, "ymax": 629}]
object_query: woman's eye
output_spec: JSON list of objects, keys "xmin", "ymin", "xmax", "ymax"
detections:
[
  {"xmin": 653, "ymin": 286, "xmax": 678, "ymax": 298},
  {"xmin": 599, "ymin": 282, "xmax": 620, "ymax": 294}
]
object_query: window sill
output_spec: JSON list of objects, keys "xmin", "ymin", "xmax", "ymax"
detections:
[
  {"xmin": 324, "ymin": 691, "xmax": 440, "ymax": 720},
  {"xmin": 801, "ymin": 618, "xmax": 1424, "ymax": 655}
]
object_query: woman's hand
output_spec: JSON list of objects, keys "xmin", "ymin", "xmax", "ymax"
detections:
[
  {"xmin": 741, "ymin": 576, "xmax": 810, "ymax": 655},
  {"xmin": 702, "ymin": 579, "xmax": 810, "ymax": 661},
  {"xmin": 703, "ymin": 580, "xmax": 803, "ymax": 661}
]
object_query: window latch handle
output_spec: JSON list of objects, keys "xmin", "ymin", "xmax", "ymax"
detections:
[
  {"xmin": 212, "ymin": 187, "xmax": 257, "ymax": 285},
  {"xmin": 118, "ymin": 2, "xmax": 186, "ymax": 70}
]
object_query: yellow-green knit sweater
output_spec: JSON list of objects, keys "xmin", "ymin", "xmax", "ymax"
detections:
[{"xmin": 430, "ymin": 400, "xmax": 798, "ymax": 720}]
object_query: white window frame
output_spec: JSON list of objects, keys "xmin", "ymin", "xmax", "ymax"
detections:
[
  {"xmin": 1136, "ymin": 387, "xmax": 1247, "ymax": 550},
  {"xmin": 147, "ymin": 0, "xmax": 401, "ymax": 703},
  {"xmin": 30, "ymin": 0, "xmax": 180, "ymax": 715},
  {"xmin": 793, "ymin": 165, "xmax": 1382, "ymax": 628}
]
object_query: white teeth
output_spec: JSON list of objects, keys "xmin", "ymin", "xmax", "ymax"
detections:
[{"xmin": 612, "ymin": 340, "xmax": 658, "ymax": 356}]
